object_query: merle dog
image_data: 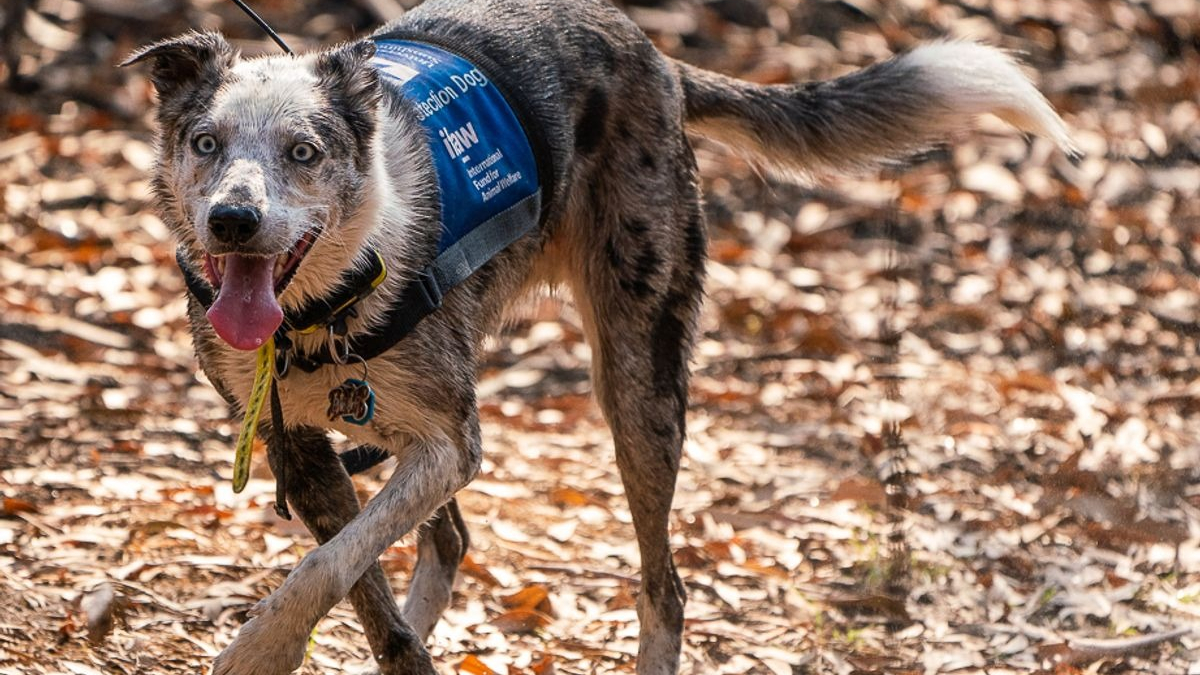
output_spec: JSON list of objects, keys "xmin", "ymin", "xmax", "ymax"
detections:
[{"xmin": 124, "ymin": 0, "xmax": 1074, "ymax": 672}]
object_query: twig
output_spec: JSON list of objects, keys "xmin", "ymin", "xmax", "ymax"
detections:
[
  {"xmin": 979, "ymin": 621, "xmax": 1193, "ymax": 666},
  {"xmin": 527, "ymin": 563, "xmax": 640, "ymax": 583},
  {"xmin": 104, "ymin": 579, "xmax": 201, "ymax": 618},
  {"xmin": 1047, "ymin": 627, "xmax": 1193, "ymax": 666}
]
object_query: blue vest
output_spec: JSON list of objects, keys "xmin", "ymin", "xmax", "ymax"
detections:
[{"xmin": 370, "ymin": 39, "xmax": 543, "ymax": 296}]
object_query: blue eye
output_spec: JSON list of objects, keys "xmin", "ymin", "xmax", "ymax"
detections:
[
  {"xmin": 193, "ymin": 133, "xmax": 218, "ymax": 155},
  {"xmin": 291, "ymin": 142, "xmax": 318, "ymax": 163}
]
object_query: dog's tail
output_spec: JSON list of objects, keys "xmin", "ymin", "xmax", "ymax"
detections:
[{"xmin": 675, "ymin": 42, "xmax": 1076, "ymax": 178}]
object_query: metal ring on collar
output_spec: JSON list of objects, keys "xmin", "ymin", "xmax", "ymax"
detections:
[
  {"xmin": 326, "ymin": 326, "xmax": 351, "ymax": 365},
  {"xmin": 273, "ymin": 347, "xmax": 291, "ymax": 380}
]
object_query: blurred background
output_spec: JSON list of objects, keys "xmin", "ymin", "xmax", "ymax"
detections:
[{"xmin": 1, "ymin": 0, "xmax": 1199, "ymax": 673}]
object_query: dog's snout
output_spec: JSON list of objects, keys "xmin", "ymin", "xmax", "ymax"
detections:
[{"xmin": 208, "ymin": 204, "xmax": 262, "ymax": 245}]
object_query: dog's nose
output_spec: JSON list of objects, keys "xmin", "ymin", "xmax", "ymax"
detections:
[{"xmin": 208, "ymin": 204, "xmax": 262, "ymax": 245}]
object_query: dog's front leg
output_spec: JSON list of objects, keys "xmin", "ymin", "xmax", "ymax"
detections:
[{"xmin": 212, "ymin": 431, "xmax": 480, "ymax": 675}]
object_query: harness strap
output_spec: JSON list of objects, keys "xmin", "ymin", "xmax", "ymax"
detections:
[{"xmin": 289, "ymin": 265, "xmax": 444, "ymax": 371}]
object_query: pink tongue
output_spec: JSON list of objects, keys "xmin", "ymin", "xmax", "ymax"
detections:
[{"xmin": 206, "ymin": 254, "xmax": 283, "ymax": 351}]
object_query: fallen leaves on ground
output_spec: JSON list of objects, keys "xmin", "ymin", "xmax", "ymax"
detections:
[{"xmin": 3, "ymin": 0, "xmax": 1200, "ymax": 674}]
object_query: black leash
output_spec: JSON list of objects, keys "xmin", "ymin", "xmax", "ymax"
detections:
[
  {"xmin": 229, "ymin": 0, "xmax": 292, "ymax": 55},
  {"xmin": 268, "ymin": 378, "xmax": 291, "ymax": 519}
]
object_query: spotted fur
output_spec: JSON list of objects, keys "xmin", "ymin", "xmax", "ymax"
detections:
[{"xmin": 126, "ymin": 1, "xmax": 1073, "ymax": 673}]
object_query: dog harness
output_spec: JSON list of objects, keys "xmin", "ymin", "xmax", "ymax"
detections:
[{"xmin": 175, "ymin": 35, "xmax": 553, "ymax": 514}]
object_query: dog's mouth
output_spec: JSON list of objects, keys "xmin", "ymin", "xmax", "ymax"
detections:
[
  {"xmin": 203, "ymin": 229, "xmax": 319, "ymax": 294},
  {"xmin": 202, "ymin": 229, "xmax": 320, "ymax": 351}
]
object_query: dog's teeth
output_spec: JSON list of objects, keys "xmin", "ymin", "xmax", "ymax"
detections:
[{"xmin": 274, "ymin": 257, "xmax": 285, "ymax": 279}]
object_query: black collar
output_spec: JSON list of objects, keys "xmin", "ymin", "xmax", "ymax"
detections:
[{"xmin": 176, "ymin": 247, "xmax": 435, "ymax": 373}]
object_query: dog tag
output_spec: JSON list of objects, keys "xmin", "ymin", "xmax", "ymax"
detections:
[{"xmin": 327, "ymin": 379, "xmax": 376, "ymax": 426}]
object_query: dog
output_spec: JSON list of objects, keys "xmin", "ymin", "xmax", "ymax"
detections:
[{"xmin": 124, "ymin": 0, "xmax": 1075, "ymax": 673}]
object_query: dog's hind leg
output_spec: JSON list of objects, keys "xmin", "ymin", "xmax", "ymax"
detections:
[
  {"xmin": 403, "ymin": 498, "xmax": 469, "ymax": 639},
  {"xmin": 261, "ymin": 427, "xmax": 434, "ymax": 675},
  {"xmin": 563, "ymin": 148, "xmax": 707, "ymax": 675}
]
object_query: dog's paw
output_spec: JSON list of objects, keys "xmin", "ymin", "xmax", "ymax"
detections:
[{"xmin": 211, "ymin": 615, "xmax": 308, "ymax": 675}]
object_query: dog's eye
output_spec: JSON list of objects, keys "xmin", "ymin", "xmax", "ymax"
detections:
[
  {"xmin": 193, "ymin": 133, "xmax": 218, "ymax": 156},
  {"xmin": 290, "ymin": 142, "xmax": 318, "ymax": 163}
]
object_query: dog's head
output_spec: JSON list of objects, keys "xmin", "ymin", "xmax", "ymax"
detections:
[{"xmin": 125, "ymin": 32, "xmax": 383, "ymax": 350}]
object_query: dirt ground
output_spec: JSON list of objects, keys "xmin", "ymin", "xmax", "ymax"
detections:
[{"xmin": 2, "ymin": 0, "xmax": 1200, "ymax": 673}]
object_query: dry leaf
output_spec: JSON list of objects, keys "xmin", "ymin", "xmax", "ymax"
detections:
[
  {"xmin": 491, "ymin": 607, "xmax": 553, "ymax": 635},
  {"xmin": 530, "ymin": 654, "xmax": 556, "ymax": 675},
  {"xmin": 457, "ymin": 654, "xmax": 500, "ymax": 675},
  {"xmin": 1, "ymin": 497, "xmax": 39, "ymax": 515},
  {"xmin": 549, "ymin": 486, "xmax": 595, "ymax": 508},
  {"xmin": 499, "ymin": 584, "xmax": 553, "ymax": 615},
  {"xmin": 459, "ymin": 554, "xmax": 501, "ymax": 587},
  {"xmin": 829, "ymin": 477, "xmax": 886, "ymax": 508}
]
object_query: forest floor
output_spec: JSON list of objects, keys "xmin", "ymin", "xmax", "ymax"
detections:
[{"xmin": 2, "ymin": 0, "xmax": 1200, "ymax": 673}]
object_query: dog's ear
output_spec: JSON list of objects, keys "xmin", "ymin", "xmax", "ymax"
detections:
[
  {"xmin": 315, "ymin": 41, "xmax": 381, "ymax": 143},
  {"xmin": 121, "ymin": 31, "xmax": 236, "ymax": 102}
]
